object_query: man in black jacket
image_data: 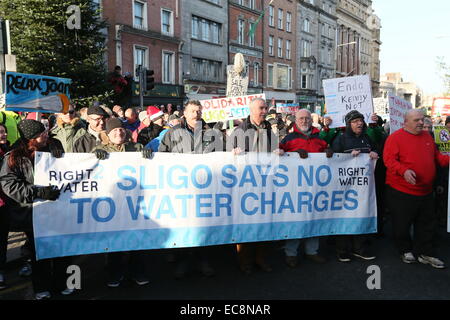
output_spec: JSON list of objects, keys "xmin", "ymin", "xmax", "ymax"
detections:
[
  {"xmin": 73, "ymin": 105, "xmax": 109, "ymax": 153},
  {"xmin": 331, "ymin": 110, "xmax": 379, "ymax": 262}
]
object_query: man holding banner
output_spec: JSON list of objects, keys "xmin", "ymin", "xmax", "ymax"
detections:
[
  {"xmin": 231, "ymin": 97, "xmax": 281, "ymax": 274},
  {"xmin": 279, "ymin": 109, "xmax": 332, "ymax": 268},
  {"xmin": 384, "ymin": 109, "xmax": 449, "ymax": 268}
]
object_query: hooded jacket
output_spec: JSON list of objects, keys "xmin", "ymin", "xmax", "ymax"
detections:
[{"xmin": 331, "ymin": 118, "xmax": 377, "ymax": 154}]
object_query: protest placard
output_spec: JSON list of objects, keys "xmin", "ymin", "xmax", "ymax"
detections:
[
  {"xmin": 5, "ymin": 72, "xmax": 71, "ymax": 113},
  {"xmin": 323, "ymin": 75, "xmax": 374, "ymax": 128},
  {"xmin": 388, "ymin": 94, "xmax": 412, "ymax": 133},
  {"xmin": 276, "ymin": 103, "xmax": 300, "ymax": 115},
  {"xmin": 33, "ymin": 152, "xmax": 377, "ymax": 260},
  {"xmin": 200, "ymin": 93, "xmax": 265, "ymax": 123},
  {"xmin": 434, "ymin": 126, "xmax": 450, "ymax": 155}
]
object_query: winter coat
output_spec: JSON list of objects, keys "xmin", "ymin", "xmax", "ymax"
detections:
[
  {"xmin": 158, "ymin": 119, "xmax": 222, "ymax": 154},
  {"xmin": 50, "ymin": 117, "xmax": 86, "ymax": 153},
  {"xmin": 331, "ymin": 123, "xmax": 377, "ymax": 154},
  {"xmin": 73, "ymin": 129, "xmax": 109, "ymax": 153},
  {"xmin": 137, "ymin": 123, "xmax": 164, "ymax": 146},
  {"xmin": 92, "ymin": 141, "xmax": 143, "ymax": 153},
  {"xmin": 231, "ymin": 116, "xmax": 278, "ymax": 153},
  {"xmin": 279, "ymin": 125, "xmax": 327, "ymax": 153}
]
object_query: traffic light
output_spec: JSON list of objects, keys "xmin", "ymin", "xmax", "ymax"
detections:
[{"xmin": 145, "ymin": 69, "xmax": 155, "ymax": 91}]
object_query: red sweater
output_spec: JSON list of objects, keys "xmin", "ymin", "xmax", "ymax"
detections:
[{"xmin": 384, "ymin": 128, "xmax": 449, "ymax": 196}]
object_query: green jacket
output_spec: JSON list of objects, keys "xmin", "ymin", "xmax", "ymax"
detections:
[
  {"xmin": 93, "ymin": 141, "xmax": 143, "ymax": 153},
  {"xmin": 51, "ymin": 117, "xmax": 86, "ymax": 153}
]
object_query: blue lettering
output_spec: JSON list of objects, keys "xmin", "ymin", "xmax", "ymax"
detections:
[
  {"xmin": 314, "ymin": 191, "xmax": 328, "ymax": 212},
  {"xmin": 241, "ymin": 193, "xmax": 258, "ymax": 215},
  {"xmin": 274, "ymin": 165, "xmax": 289, "ymax": 187},
  {"xmin": 139, "ymin": 166, "xmax": 156, "ymax": 190},
  {"xmin": 156, "ymin": 195, "xmax": 176, "ymax": 219},
  {"xmin": 298, "ymin": 166, "xmax": 313, "ymax": 187},
  {"xmin": 316, "ymin": 165, "xmax": 332, "ymax": 187},
  {"xmin": 215, "ymin": 194, "xmax": 232, "ymax": 217},
  {"xmin": 256, "ymin": 165, "xmax": 272, "ymax": 187},
  {"xmin": 261, "ymin": 192, "xmax": 276, "ymax": 214},
  {"xmin": 344, "ymin": 190, "xmax": 358, "ymax": 210},
  {"xmin": 298, "ymin": 192, "xmax": 313, "ymax": 213},
  {"xmin": 70, "ymin": 198, "xmax": 91, "ymax": 224},
  {"xmin": 92, "ymin": 197, "xmax": 115, "ymax": 223},
  {"xmin": 117, "ymin": 165, "xmax": 137, "ymax": 190},
  {"xmin": 192, "ymin": 165, "xmax": 212, "ymax": 189},
  {"xmin": 167, "ymin": 165, "xmax": 188, "ymax": 189},
  {"xmin": 278, "ymin": 192, "xmax": 295, "ymax": 214},
  {"xmin": 240, "ymin": 165, "xmax": 257, "ymax": 187},
  {"xmin": 221, "ymin": 165, "xmax": 237, "ymax": 188},
  {"xmin": 331, "ymin": 191, "xmax": 344, "ymax": 210},
  {"xmin": 127, "ymin": 196, "xmax": 151, "ymax": 220},
  {"xmin": 175, "ymin": 194, "xmax": 193, "ymax": 218},
  {"xmin": 196, "ymin": 194, "xmax": 212, "ymax": 217}
]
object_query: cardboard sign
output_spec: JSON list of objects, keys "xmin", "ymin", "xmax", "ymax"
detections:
[
  {"xmin": 388, "ymin": 95, "xmax": 412, "ymax": 134},
  {"xmin": 200, "ymin": 94, "xmax": 265, "ymax": 123},
  {"xmin": 5, "ymin": 72, "xmax": 71, "ymax": 113},
  {"xmin": 323, "ymin": 75, "xmax": 374, "ymax": 128},
  {"xmin": 434, "ymin": 126, "xmax": 450, "ymax": 155}
]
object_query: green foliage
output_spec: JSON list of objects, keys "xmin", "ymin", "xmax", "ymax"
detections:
[{"xmin": 0, "ymin": 0, "xmax": 110, "ymax": 107}]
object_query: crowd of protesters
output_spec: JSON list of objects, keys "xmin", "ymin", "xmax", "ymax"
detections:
[{"xmin": 0, "ymin": 97, "xmax": 449, "ymax": 299}]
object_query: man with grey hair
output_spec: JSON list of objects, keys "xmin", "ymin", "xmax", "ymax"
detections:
[
  {"xmin": 278, "ymin": 108, "xmax": 332, "ymax": 268},
  {"xmin": 230, "ymin": 97, "xmax": 282, "ymax": 275},
  {"xmin": 384, "ymin": 109, "xmax": 449, "ymax": 268}
]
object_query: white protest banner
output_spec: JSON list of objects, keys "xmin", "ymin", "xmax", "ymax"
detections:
[
  {"xmin": 388, "ymin": 94, "xmax": 412, "ymax": 133},
  {"xmin": 200, "ymin": 93, "xmax": 265, "ymax": 123},
  {"xmin": 33, "ymin": 152, "xmax": 377, "ymax": 260},
  {"xmin": 323, "ymin": 75, "xmax": 374, "ymax": 128},
  {"xmin": 276, "ymin": 103, "xmax": 300, "ymax": 115}
]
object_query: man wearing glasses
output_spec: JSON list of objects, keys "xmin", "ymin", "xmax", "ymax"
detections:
[{"xmin": 73, "ymin": 105, "xmax": 109, "ymax": 153}]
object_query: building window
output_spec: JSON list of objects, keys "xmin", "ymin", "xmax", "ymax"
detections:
[
  {"xmin": 133, "ymin": 0, "xmax": 147, "ymax": 30},
  {"xmin": 278, "ymin": 9, "xmax": 283, "ymax": 30},
  {"xmin": 161, "ymin": 9, "xmax": 173, "ymax": 36},
  {"xmin": 303, "ymin": 19, "xmax": 310, "ymax": 33},
  {"xmin": 249, "ymin": 22, "xmax": 255, "ymax": 47},
  {"xmin": 192, "ymin": 16, "xmax": 222, "ymax": 44},
  {"xmin": 268, "ymin": 5, "xmax": 274, "ymax": 27},
  {"xmin": 254, "ymin": 62, "xmax": 259, "ymax": 86},
  {"xmin": 278, "ymin": 38, "xmax": 283, "ymax": 58},
  {"xmin": 268, "ymin": 35, "xmax": 274, "ymax": 56},
  {"xmin": 267, "ymin": 64, "xmax": 274, "ymax": 87},
  {"xmin": 301, "ymin": 74, "xmax": 308, "ymax": 89},
  {"xmin": 238, "ymin": 20, "xmax": 245, "ymax": 45},
  {"xmin": 286, "ymin": 40, "xmax": 291, "ymax": 59},
  {"xmin": 192, "ymin": 58, "xmax": 222, "ymax": 82},
  {"xmin": 134, "ymin": 46, "xmax": 148, "ymax": 79},
  {"xmin": 286, "ymin": 12, "xmax": 292, "ymax": 32},
  {"xmin": 276, "ymin": 64, "xmax": 289, "ymax": 90},
  {"xmin": 162, "ymin": 51, "xmax": 174, "ymax": 84},
  {"xmin": 301, "ymin": 40, "xmax": 311, "ymax": 57}
]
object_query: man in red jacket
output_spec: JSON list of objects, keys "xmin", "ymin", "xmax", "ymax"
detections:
[
  {"xmin": 384, "ymin": 109, "xmax": 449, "ymax": 268},
  {"xmin": 279, "ymin": 109, "xmax": 333, "ymax": 268}
]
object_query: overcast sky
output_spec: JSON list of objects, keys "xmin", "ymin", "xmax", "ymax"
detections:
[{"xmin": 372, "ymin": 0, "xmax": 450, "ymax": 95}]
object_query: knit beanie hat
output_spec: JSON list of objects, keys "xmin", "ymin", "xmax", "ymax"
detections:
[
  {"xmin": 18, "ymin": 119, "xmax": 46, "ymax": 141},
  {"xmin": 105, "ymin": 118, "xmax": 123, "ymax": 135},
  {"xmin": 146, "ymin": 106, "xmax": 164, "ymax": 121},
  {"xmin": 345, "ymin": 110, "xmax": 365, "ymax": 125}
]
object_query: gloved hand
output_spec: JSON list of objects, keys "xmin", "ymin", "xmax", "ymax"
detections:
[
  {"xmin": 296, "ymin": 149, "xmax": 308, "ymax": 159},
  {"xmin": 142, "ymin": 149, "xmax": 153, "ymax": 159},
  {"xmin": 49, "ymin": 144, "xmax": 64, "ymax": 158},
  {"xmin": 325, "ymin": 148, "xmax": 334, "ymax": 158},
  {"xmin": 36, "ymin": 186, "xmax": 61, "ymax": 201},
  {"xmin": 94, "ymin": 149, "xmax": 109, "ymax": 160}
]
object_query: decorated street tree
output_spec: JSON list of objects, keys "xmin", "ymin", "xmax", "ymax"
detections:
[{"xmin": 0, "ymin": 0, "xmax": 113, "ymax": 108}]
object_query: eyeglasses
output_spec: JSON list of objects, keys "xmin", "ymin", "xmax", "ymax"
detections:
[{"xmin": 350, "ymin": 119, "xmax": 364, "ymax": 124}]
